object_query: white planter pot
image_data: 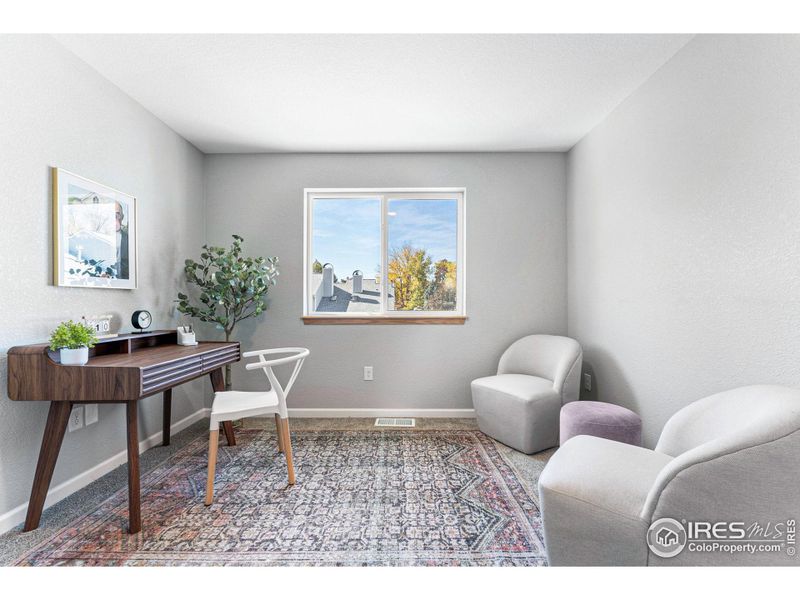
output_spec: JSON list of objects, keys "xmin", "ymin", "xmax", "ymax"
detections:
[{"xmin": 60, "ymin": 347, "xmax": 89, "ymax": 366}]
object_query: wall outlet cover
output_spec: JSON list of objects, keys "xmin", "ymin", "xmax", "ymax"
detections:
[
  {"xmin": 363, "ymin": 366, "xmax": 374, "ymax": 381},
  {"xmin": 68, "ymin": 405, "xmax": 84, "ymax": 432},
  {"xmin": 85, "ymin": 403, "xmax": 99, "ymax": 426}
]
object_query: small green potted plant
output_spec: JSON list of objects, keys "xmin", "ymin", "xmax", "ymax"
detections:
[{"xmin": 49, "ymin": 320, "xmax": 98, "ymax": 366}]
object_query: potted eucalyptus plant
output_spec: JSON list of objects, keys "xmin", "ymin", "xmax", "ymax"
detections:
[
  {"xmin": 176, "ymin": 234, "xmax": 279, "ymax": 390},
  {"xmin": 49, "ymin": 320, "xmax": 98, "ymax": 366}
]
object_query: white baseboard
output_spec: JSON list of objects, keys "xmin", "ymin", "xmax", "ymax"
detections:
[
  {"xmin": 0, "ymin": 407, "xmax": 210, "ymax": 536},
  {"xmin": 287, "ymin": 408, "xmax": 477, "ymax": 419}
]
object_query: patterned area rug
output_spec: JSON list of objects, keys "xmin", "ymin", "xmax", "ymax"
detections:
[{"xmin": 16, "ymin": 429, "xmax": 547, "ymax": 566}]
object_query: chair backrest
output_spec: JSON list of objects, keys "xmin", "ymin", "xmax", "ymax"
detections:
[
  {"xmin": 497, "ymin": 334, "xmax": 582, "ymax": 401},
  {"xmin": 654, "ymin": 385, "xmax": 800, "ymax": 457},
  {"xmin": 641, "ymin": 385, "xmax": 800, "ymax": 533},
  {"xmin": 244, "ymin": 347, "xmax": 310, "ymax": 417}
]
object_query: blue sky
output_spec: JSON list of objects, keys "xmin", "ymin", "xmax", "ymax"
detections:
[{"xmin": 312, "ymin": 198, "xmax": 457, "ymax": 278}]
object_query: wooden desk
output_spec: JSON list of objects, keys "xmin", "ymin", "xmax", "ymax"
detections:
[{"xmin": 7, "ymin": 330, "xmax": 240, "ymax": 534}]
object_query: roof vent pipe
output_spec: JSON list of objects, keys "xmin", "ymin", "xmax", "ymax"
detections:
[
  {"xmin": 322, "ymin": 263, "xmax": 334, "ymax": 298},
  {"xmin": 352, "ymin": 269, "xmax": 363, "ymax": 294}
]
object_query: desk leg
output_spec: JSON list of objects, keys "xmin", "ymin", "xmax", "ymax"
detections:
[
  {"xmin": 162, "ymin": 389, "xmax": 172, "ymax": 446},
  {"xmin": 209, "ymin": 368, "xmax": 236, "ymax": 446},
  {"xmin": 23, "ymin": 401, "xmax": 72, "ymax": 532},
  {"xmin": 126, "ymin": 400, "xmax": 142, "ymax": 534},
  {"xmin": 221, "ymin": 421, "xmax": 236, "ymax": 447}
]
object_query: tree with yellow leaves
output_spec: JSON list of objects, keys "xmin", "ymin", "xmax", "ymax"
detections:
[
  {"xmin": 425, "ymin": 259, "xmax": 457, "ymax": 310},
  {"xmin": 388, "ymin": 244, "xmax": 431, "ymax": 310}
]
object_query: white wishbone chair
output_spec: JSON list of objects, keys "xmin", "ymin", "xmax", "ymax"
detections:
[{"xmin": 205, "ymin": 347, "xmax": 310, "ymax": 506}]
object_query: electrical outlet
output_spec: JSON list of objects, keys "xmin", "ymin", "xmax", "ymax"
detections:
[
  {"xmin": 68, "ymin": 406, "xmax": 84, "ymax": 432},
  {"xmin": 584, "ymin": 373, "xmax": 592, "ymax": 392},
  {"xmin": 85, "ymin": 403, "xmax": 99, "ymax": 426},
  {"xmin": 363, "ymin": 366, "xmax": 374, "ymax": 381}
]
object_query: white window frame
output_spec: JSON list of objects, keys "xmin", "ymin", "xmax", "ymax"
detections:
[{"xmin": 303, "ymin": 187, "xmax": 466, "ymax": 320}]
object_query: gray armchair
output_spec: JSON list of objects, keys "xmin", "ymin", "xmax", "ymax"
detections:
[
  {"xmin": 471, "ymin": 334, "xmax": 583, "ymax": 454},
  {"xmin": 539, "ymin": 385, "xmax": 800, "ymax": 566}
]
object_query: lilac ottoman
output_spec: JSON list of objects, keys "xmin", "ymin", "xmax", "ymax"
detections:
[{"xmin": 559, "ymin": 401, "xmax": 642, "ymax": 446}]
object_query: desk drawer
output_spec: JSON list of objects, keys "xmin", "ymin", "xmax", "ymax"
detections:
[
  {"xmin": 139, "ymin": 345, "xmax": 239, "ymax": 396},
  {"xmin": 141, "ymin": 356, "xmax": 203, "ymax": 395},
  {"xmin": 202, "ymin": 346, "xmax": 241, "ymax": 372}
]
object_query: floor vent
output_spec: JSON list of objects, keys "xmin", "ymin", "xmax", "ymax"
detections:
[{"xmin": 374, "ymin": 417, "xmax": 416, "ymax": 428}]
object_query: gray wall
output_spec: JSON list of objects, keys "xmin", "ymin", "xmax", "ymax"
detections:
[
  {"xmin": 0, "ymin": 36, "xmax": 206, "ymax": 518},
  {"xmin": 204, "ymin": 153, "xmax": 567, "ymax": 411},
  {"xmin": 567, "ymin": 35, "xmax": 800, "ymax": 447}
]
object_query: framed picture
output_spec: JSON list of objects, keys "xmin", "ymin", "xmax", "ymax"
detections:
[{"xmin": 52, "ymin": 168, "xmax": 137, "ymax": 289}]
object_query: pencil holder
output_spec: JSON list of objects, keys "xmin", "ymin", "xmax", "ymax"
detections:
[{"xmin": 177, "ymin": 328, "xmax": 197, "ymax": 346}]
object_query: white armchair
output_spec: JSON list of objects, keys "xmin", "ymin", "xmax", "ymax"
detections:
[
  {"xmin": 471, "ymin": 335, "xmax": 583, "ymax": 454},
  {"xmin": 539, "ymin": 385, "xmax": 800, "ymax": 566}
]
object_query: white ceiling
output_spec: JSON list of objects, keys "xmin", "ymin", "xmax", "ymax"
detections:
[{"xmin": 54, "ymin": 34, "xmax": 693, "ymax": 154}]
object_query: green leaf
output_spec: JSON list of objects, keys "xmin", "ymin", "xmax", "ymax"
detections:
[
  {"xmin": 49, "ymin": 320, "xmax": 98, "ymax": 351},
  {"xmin": 176, "ymin": 235, "xmax": 278, "ymax": 336}
]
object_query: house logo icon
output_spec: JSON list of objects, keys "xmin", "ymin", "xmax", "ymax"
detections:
[
  {"xmin": 647, "ymin": 518, "xmax": 687, "ymax": 558},
  {"xmin": 657, "ymin": 528, "xmax": 678, "ymax": 546}
]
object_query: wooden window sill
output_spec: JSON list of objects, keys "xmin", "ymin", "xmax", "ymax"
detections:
[{"xmin": 302, "ymin": 316, "xmax": 467, "ymax": 325}]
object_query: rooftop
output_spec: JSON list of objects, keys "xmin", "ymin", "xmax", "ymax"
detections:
[{"xmin": 314, "ymin": 277, "xmax": 395, "ymax": 313}]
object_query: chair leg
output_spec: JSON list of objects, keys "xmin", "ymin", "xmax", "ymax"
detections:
[
  {"xmin": 205, "ymin": 430, "xmax": 219, "ymax": 506},
  {"xmin": 275, "ymin": 414, "xmax": 285, "ymax": 454},
  {"xmin": 281, "ymin": 418, "xmax": 296, "ymax": 485}
]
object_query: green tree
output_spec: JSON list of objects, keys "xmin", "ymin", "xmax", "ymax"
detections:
[
  {"xmin": 312, "ymin": 259, "xmax": 323, "ymax": 274},
  {"xmin": 176, "ymin": 235, "xmax": 279, "ymax": 389},
  {"xmin": 425, "ymin": 259, "xmax": 457, "ymax": 310},
  {"xmin": 388, "ymin": 244, "xmax": 432, "ymax": 310}
]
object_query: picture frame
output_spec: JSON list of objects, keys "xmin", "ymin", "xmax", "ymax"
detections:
[{"xmin": 52, "ymin": 168, "xmax": 137, "ymax": 289}]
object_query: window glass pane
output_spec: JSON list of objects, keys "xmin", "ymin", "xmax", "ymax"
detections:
[
  {"xmin": 311, "ymin": 198, "xmax": 381, "ymax": 313},
  {"xmin": 387, "ymin": 198, "xmax": 458, "ymax": 312}
]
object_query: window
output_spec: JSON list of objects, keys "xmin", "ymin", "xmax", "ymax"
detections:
[{"xmin": 303, "ymin": 188, "xmax": 466, "ymax": 323}]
